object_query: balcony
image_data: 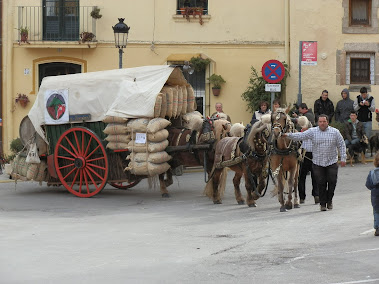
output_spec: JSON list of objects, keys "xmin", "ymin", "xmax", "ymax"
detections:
[{"xmin": 16, "ymin": 5, "xmax": 97, "ymax": 46}]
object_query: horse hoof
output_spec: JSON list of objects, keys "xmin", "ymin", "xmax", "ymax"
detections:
[
  {"xmin": 294, "ymin": 204, "xmax": 300, "ymax": 209},
  {"xmin": 213, "ymin": 200, "xmax": 222, "ymax": 204},
  {"xmin": 280, "ymin": 207, "xmax": 287, "ymax": 212},
  {"xmin": 237, "ymin": 200, "xmax": 245, "ymax": 205},
  {"xmin": 161, "ymin": 193, "xmax": 170, "ymax": 198},
  {"xmin": 248, "ymin": 203, "xmax": 257, "ymax": 207},
  {"xmin": 285, "ymin": 204, "xmax": 293, "ymax": 210}
]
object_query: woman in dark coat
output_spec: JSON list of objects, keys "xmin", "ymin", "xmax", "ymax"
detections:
[{"xmin": 365, "ymin": 152, "xmax": 379, "ymax": 236}]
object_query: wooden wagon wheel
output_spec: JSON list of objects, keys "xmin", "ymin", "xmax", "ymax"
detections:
[
  {"xmin": 54, "ymin": 127, "xmax": 109, "ymax": 198},
  {"xmin": 109, "ymin": 179, "xmax": 141, "ymax": 190}
]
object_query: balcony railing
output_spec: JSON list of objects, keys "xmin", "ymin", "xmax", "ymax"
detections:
[{"xmin": 17, "ymin": 5, "xmax": 97, "ymax": 42}]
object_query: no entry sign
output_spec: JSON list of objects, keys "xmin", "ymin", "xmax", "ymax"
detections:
[{"xmin": 262, "ymin": 60, "xmax": 285, "ymax": 83}]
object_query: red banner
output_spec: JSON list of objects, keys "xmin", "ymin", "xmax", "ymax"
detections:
[{"xmin": 301, "ymin": 41, "xmax": 317, "ymax": 66}]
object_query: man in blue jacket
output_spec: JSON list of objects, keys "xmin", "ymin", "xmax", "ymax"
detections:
[{"xmin": 365, "ymin": 152, "xmax": 379, "ymax": 236}]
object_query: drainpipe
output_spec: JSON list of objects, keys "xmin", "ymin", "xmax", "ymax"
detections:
[
  {"xmin": 284, "ymin": 0, "xmax": 290, "ymax": 66},
  {"xmin": 0, "ymin": 0, "xmax": 3, "ymax": 155}
]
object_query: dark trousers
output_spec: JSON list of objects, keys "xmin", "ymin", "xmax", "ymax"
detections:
[
  {"xmin": 312, "ymin": 163, "xmax": 339, "ymax": 206},
  {"xmin": 298, "ymin": 152, "xmax": 318, "ymax": 200}
]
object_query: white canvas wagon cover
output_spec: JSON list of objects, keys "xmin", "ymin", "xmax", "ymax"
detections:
[{"xmin": 28, "ymin": 65, "xmax": 185, "ymax": 142}]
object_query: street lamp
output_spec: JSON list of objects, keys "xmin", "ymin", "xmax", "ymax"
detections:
[{"xmin": 112, "ymin": 18, "xmax": 130, "ymax": 69}]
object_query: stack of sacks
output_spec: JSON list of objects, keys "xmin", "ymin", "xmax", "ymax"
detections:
[
  {"xmin": 125, "ymin": 118, "xmax": 172, "ymax": 176},
  {"xmin": 11, "ymin": 154, "xmax": 47, "ymax": 182},
  {"xmin": 182, "ymin": 111, "xmax": 204, "ymax": 132},
  {"xmin": 103, "ymin": 116, "xmax": 130, "ymax": 150},
  {"xmin": 155, "ymin": 85, "xmax": 196, "ymax": 119}
]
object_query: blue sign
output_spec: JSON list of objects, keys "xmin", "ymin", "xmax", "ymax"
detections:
[{"xmin": 262, "ymin": 60, "xmax": 285, "ymax": 83}]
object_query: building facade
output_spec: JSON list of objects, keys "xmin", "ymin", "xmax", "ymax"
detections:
[{"xmin": 1, "ymin": 0, "xmax": 378, "ymax": 154}]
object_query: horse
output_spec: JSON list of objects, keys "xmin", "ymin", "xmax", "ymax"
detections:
[
  {"xmin": 203, "ymin": 119, "xmax": 271, "ymax": 207},
  {"xmin": 158, "ymin": 118, "xmax": 232, "ymax": 197},
  {"xmin": 269, "ymin": 108, "xmax": 301, "ymax": 212}
]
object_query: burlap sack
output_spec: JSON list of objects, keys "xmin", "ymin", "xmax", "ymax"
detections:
[
  {"xmin": 102, "ymin": 116, "xmax": 128, "ymax": 123},
  {"xmin": 34, "ymin": 161, "xmax": 47, "ymax": 182},
  {"xmin": 103, "ymin": 123, "xmax": 128, "ymax": 135},
  {"xmin": 18, "ymin": 156, "xmax": 28, "ymax": 177},
  {"xmin": 26, "ymin": 163, "xmax": 39, "ymax": 180},
  {"xmin": 127, "ymin": 151, "xmax": 171, "ymax": 163},
  {"xmin": 127, "ymin": 118, "xmax": 150, "ymax": 132},
  {"xmin": 147, "ymin": 129, "xmax": 169, "ymax": 142},
  {"xmin": 128, "ymin": 140, "xmax": 169, "ymax": 153},
  {"xmin": 160, "ymin": 92, "xmax": 167, "ymax": 118},
  {"xmin": 161, "ymin": 87, "xmax": 174, "ymax": 118},
  {"xmin": 154, "ymin": 95, "xmax": 162, "ymax": 118},
  {"xmin": 166, "ymin": 68, "xmax": 187, "ymax": 85},
  {"xmin": 181, "ymin": 85, "xmax": 188, "ymax": 115},
  {"xmin": 172, "ymin": 86, "xmax": 178, "ymax": 118},
  {"xmin": 105, "ymin": 134, "xmax": 131, "ymax": 143},
  {"xmin": 177, "ymin": 85, "xmax": 183, "ymax": 116},
  {"xmin": 125, "ymin": 161, "xmax": 170, "ymax": 176},
  {"xmin": 186, "ymin": 85, "xmax": 195, "ymax": 112},
  {"xmin": 106, "ymin": 142, "xmax": 129, "ymax": 150},
  {"xmin": 147, "ymin": 118, "xmax": 171, "ymax": 133}
]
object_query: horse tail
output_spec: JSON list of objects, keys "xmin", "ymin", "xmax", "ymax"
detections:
[{"xmin": 218, "ymin": 168, "xmax": 228, "ymax": 198}]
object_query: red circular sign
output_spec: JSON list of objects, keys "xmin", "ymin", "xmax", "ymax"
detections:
[{"xmin": 261, "ymin": 60, "xmax": 285, "ymax": 83}]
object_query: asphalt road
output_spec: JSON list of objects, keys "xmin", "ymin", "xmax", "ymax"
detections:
[{"xmin": 0, "ymin": 163, "xmax": 378, "ymax": 284}]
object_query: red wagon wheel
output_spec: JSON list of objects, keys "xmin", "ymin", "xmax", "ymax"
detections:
[
  {"xmin": 54, "ymin": 127, "xmax": 109, "ymax": 198},
  {"xmin": 109, "ymin": 179, "xmax": 141, "ymax": 190}
]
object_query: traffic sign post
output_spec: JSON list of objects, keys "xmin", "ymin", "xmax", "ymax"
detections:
[{"xmin": 262, "ymin": 60, "xmax": 285, "ymax": 110}]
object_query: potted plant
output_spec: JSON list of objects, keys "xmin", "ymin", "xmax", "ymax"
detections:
[
  {"xmin": 18, "ymin": 27, "xmax": 29, "ymax": 43},
  {"xmin": 90, "ymin": 7, "xmax": 102, "ymax": 19},
  {"xmin": 190, "ymin": 56, "xmax": 211, "ymax": 72},
  {"xmin": 208, "ymin": 74, "xmax": 226, "ymax": 96},
  {"xmin": 182, "ymin": 7, "xmax": 204, "ymax": 25},
  {"xmin": 15, "ymin": 93, "xmax": 30, "ymax": 107}
]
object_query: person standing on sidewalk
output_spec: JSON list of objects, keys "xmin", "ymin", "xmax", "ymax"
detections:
[
  {"xmin": 314, "ymin": 90, "xmax": 335, "ymax": 123},
  {"xmin": 335, "ymin": 88, "xmax": 354, "ymax": 123},
  {"xmin": 297, "ymin": 116, "xmax": 319, "ymax": 205},
  {"xmin": 284, "ymin": 114, "xmax": 346, "ymax": 211},
  {"xmin": 365, "ymin": 152, "xmax": 379, "ymax": 237},
  {"xmin": 353, "ymin": 87, "xmax": 375, "ymax": 138}
]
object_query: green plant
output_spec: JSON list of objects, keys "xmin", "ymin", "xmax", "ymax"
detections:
[
  {"xmin": 90, "ymin": 7, "xmax": 102, "ymax": 19},
  {"xmin": 17, "ymin": 26, "xmax": 29, "ymax": 34},
  {"xmin": 329, "ymin": 120, "xmax": 345, "ymax": 134},
  {"xmin": 208, "ymin": 74, "xmax": 226, "ymax": 89},
  {"xmin": 190, "ymin": 56, "xmax": 211, "ymax": 72},
  {"xmin": 10, "ymin": 138, "xmax": 23, "ymax": 154},
  {"xmin": 241, "ymin": 62, "xmax": 290, "ymax": 113},
  {"xmin": 80, "ymin": 32, "xmax": 95, "ymax": 42}
]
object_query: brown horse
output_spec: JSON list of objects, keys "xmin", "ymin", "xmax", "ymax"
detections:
[
  {"xmin": 204, "ymin": 120, "xmax": 270, "ymax": 207},
  {"xmin": 269, "ymin": 109, "xmax": 300, "ymax": 212},
  {"xmin": 159, "ymin": 118, "xmax": 232, "ymax": 197}
]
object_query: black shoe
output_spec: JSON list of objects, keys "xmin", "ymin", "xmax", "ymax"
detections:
[
  {"xmin": 300, "ymin": 199, "xmax": 305, "ymax": 204},
  {"xmin": 327, "ymin": 202, "xmax": 333, "ymax": 210},
  {"xmin": 320, "ymin": 205, "xmax": 327, "ymax": 211},
  {"xmin": 314, "ymin": 196, "xmax": 320, "ymax": 204},
  {"xmin": 375, "ymin": 228, "xmax": 379, "ymax": 236}
]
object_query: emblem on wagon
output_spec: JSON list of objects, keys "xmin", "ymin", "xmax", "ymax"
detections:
[{"xmin": 44, "ymin": 89, "xmax": 69, "ymax": 124}]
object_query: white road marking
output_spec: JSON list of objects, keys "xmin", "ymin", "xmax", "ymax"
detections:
[{"xmin": 360, "ymin": 228, "xmax": 375, "ymax": 235}]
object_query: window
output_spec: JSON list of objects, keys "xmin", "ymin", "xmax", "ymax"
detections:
[
  {"xmin": 345, "ymin": 53, "xmax": 374, "ymax": 85},
  {"xmin": 350, "ymin": 0, "xmax": 371, "ymax": 26},
  {"xmin": 39, "ymin": 62, "xmax": 81, "ymax": 87},
  {"xmin": 177, "ymin": 0, "xmax": 208, "ymax": 15},
  {"xmin": 351, "ymin": 58, "xmax": 370, "ymax": 83},
  {"xmin": 43, "ymin": 0, "xmax": 79, "ymax": 41}
]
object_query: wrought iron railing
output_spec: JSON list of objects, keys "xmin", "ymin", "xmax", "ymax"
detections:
[
  {"xmin": 16, "ymin": 5, "xmax": 97, "ymax": 42},
  {"xmin": 176, "ymin": 0, "xmax": 208, "ymax": 15}
]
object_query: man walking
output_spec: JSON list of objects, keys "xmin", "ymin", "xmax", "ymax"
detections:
[
  {"xmin": 353, "ymin": 87, "xmax": 375, "ymax": 138},
  {"xmin": 284, "ymin": 115, "xmax": 346, "ymax": 211}
]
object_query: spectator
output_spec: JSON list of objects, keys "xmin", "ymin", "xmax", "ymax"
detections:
[
  {"xmin": 250, "ymin": 101, "xmax": 271, "ymax": 125},
  {"xmin": 211, "ymin": 102, "xmax": 231, "ymax": 122},
  {"xmin": 365, "ymin": 152, "xmax": 379, "ymax": 237},
  {"xmin": 353, "ymin": 87, "xmax": 375, "ymax": 138},
  {"xmin": 272, "ymin": 99, "xmax": 281, "ymax": 113},
  {"xmin": 343, "ymin": 111, "xmax": 365, "ymax": 159},
  {"xmin": 335, "ymin": 88, "xmax": 354, "ymax": 123},
  {"xmin": 284, "ymin": 114, "xmax": 346, "ymax": 211},
  {"xmin": 292, "ymin": 103, "xmax": 316, "ymax": 127},
  {"xmin": 314, "ymin": 90, "xmax": 335, "ymax": 123}
]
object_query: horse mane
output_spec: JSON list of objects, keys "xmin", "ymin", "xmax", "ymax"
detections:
[
  {"xmin": 246, "ymin": 121, "xmax": 269, "ymax": 151},
  {"xmin": 213, "ymin": 119, "xmax": 232, "ymax": 142}
]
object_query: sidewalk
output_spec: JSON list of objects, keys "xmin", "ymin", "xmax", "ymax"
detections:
[{"xmin": 0, "ymin": 172, "xmax": 14, "ymax": 183}]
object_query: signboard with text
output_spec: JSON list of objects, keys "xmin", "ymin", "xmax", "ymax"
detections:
[
  {"xmin": 301, "ymin": 41, "xmax": 317, "ymax": 66},
  {"xmin": 265, "ymin": 84, "xmax": 281, "ymax": 92}
]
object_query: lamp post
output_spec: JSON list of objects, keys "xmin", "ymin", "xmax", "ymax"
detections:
[{"xmin": 112, "ymin": 18, "xmax": 130, "ymax": 69}]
